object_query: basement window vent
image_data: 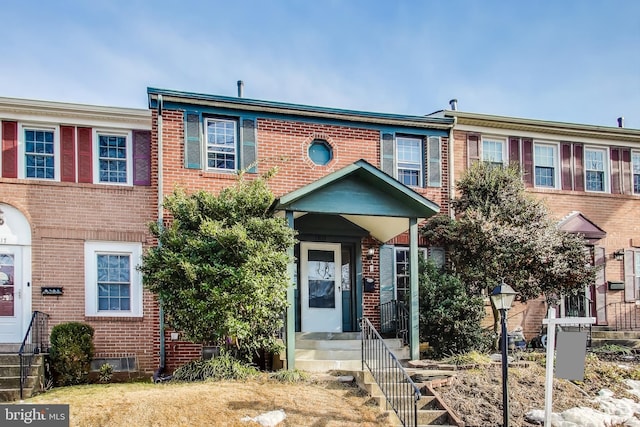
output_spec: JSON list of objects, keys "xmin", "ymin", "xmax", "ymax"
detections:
[{"xmin": 91, "ymin": 355, "xmax": 137, "ymax": 372}]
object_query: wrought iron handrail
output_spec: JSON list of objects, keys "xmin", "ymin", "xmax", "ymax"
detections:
[
  {"xmin": 362, "ymin": 316, "xmax": 421, "ymax": 427},
  {"xmin": 19, "ymin": 311, "xmax": 49, "ymax": 400},
  {"xmin": 379, "ymin": 300, "xmax": 410, "ymax": 346},
  {"xmin": 606, "ymin": 301, "xmax": 640, "ymax": 331}
]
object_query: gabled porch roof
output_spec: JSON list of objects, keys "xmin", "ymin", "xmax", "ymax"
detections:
[
  {"xmin": 557, "ymin": 211, "xmax": 607, "ymax": 244},
  {"xmin": 272, "ymin": 159, "xmax": 440, "ymax": 242}
]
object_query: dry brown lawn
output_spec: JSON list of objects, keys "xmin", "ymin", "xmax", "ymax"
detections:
[{"xmin": 21, "ymin": 374, "xmax": 392, "ymax": 427}]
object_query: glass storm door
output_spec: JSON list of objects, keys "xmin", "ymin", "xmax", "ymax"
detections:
[
  {"xmin": 300, "ymin": 242, "xmax": 342, "ymax": 332},
  {"xmin": 0, "ymin": 247, "xmax": 22, "ymax": 342}
]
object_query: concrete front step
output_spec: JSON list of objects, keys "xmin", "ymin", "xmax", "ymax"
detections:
[
  {"xmin": 294, "ymin": 332, "xmax": 408, "ymax": 371},
  {"xmin": 296, "ymin": 337, "xmax": 404, "ymax": 350},
  {"xmin": 591, "ymin": 330, "xmax": 640, "ymax": 339},
  {"xmin": 295, "ymin": 359, "xmax": 362, "ymax": 371},
  {"xmin": 0, "ymin": 344, "xmax": 22, "ymax": 353}
]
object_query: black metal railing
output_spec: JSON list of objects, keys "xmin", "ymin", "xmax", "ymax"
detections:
[
  {"xmin": 19, "ymin": 311, "xmax": 49, "ymax": 400},
  {"xmin": 379, "ymin": 300, "xmax": 410, "ymax": 346},
  {"xmin": 606, "ymin": 302, "xmax": 640, "ymax": 331},
  {"xmin": 362, "ymin": 316, "xmax": 420, "ymax": 427}
]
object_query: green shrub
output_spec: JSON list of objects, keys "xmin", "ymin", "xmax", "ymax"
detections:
[
  {"xmin": 443, "ymin": 351, "xmax": 491, "ymax": 366},
  {"xmin": 172, "ymin": 353, "xmax": 259, "ymax": 382},
  {"xmin": 98, "ymin": 363, "xmax": 114, "ymax": 383},
  {"xmin": 269, "ymin": 369, "xmax": 309, "ymax": 383},
  {"xmin": 49, "ymin": 322, "xmax": 95, "ymax": 386},
  {"xmin": 418, "ymin": 260, "xmax": 489, "ymax": 358}
]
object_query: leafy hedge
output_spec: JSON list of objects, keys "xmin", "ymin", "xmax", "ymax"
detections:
[
  {"xmin": 172, "ymin": 353, "xmax": 259, "ymax": 382},
  {"xmin": 49, "ymin": 322, "xmax": 95, "ymax": 386}
]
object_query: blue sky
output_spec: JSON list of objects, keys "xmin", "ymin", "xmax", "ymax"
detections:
[{"xmin": 1, "ymin": 1, "xmax": 638, "ymax": 128}]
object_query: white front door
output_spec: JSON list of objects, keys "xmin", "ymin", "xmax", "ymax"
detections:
[
  {"xmin": 300, "ymin": 242, "xmax": 342, "ymax": 332},
  {"xmin": 0, "ymin": 246, "xmax": 24, "ymax": 342}
]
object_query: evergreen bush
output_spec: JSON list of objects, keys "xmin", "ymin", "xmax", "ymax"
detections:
[
  {"xmin": 49, "ymin": 322, "xmax": 95, "ymax": 386},
  {"xmin": 418, "ymin": 260, "xmax": 490, "ymax": 358}
]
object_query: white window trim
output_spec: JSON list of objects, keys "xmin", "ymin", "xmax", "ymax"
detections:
[
  {"xmin": 17, "ymin": 123, "xmax": 60, "ymax": 181},
  {"xmin": 481, "ymin": 136, "xmax": 507, "ymax": 166},
  {"xmin": 394, "ymin": 247, "xmax": 429, "ymax": 300},
  {"xmin": 395, "ymin": 136, "xmax": 423, "ymax": 187},
  {"xmin": 204, "ymin": 118, "xmax": 238, "ymax": 172},
  {"xmin": 584, "ymin": 146, "xmax": 610, "ymax": 193},
  {"xmin": 85, "ymin": 241, "xmax": 143, "ymax": 317},
  {"xmin": 93, "ymin": 129, "xmax": 133, "ymax": 185},
  {"xmin": 533, "ymin": 141, "xmax": 560, "ymax": 189}
]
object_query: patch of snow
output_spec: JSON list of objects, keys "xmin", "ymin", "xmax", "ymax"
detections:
[
  {"xmin": 525, "ymin": 381, "xmax": 640, "ymax": 427},
  {"xmin": 241, "ymin": 409, "xmax": 287, "ymax": 427}
]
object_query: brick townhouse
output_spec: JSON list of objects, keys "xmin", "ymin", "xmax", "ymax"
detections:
[
  {"xmin": 2, "ymin": 89, "xmax": 638, "ymax": 376},
  {"xmin": 147, "ymin": 86, "xmax": 454, "ymax": 369},
  {"xmin": 0, "ymin": 96, "xmax": 158, "ymax": 373},
  {"xmin": 429, "ymin": 105, "xmax": 640, "ymax": 339}
]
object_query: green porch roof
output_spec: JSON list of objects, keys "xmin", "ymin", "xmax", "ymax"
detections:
[{"xmin": 273, "ymin": 160, "xmax": 440, "ymax": 242}]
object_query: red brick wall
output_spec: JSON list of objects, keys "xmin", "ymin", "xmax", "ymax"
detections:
[
  {"xmin": 0, "ymin": 178, "xmax": 159, "ymax": 373},
  {"xmin": 453, "ymin": 129, "xmax": 640, "ymax": 333},
  {"xmin": 155, "ymin": 110, "xmax": 450, "ymax": 365}
]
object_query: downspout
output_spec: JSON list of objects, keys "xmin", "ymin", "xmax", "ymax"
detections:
[
  {"xmin": 155, "ymin": 94, "xmax": 166, "ymax": 379},
  {"xmin": 448, "ymin": 114, "xmax": 457, "ymax": 219}
]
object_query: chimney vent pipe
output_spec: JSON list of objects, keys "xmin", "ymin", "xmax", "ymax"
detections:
[
  {"xmin": 617, "ymin": 117, "xmax": 624, "ymax": 128},
  {"xmin": 237, "ymin": 80, "xmax": 244, "ymax": 98},
  {"xmin": 449, "ymin": 99, "xmax": 458, "ymax": 111}
]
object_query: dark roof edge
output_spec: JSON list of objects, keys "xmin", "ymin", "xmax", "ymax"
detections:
[
  {"xmin": 445, "ymin": 110, "xmax": 640, "ymax": 138},
  {"xmin": 148, "ymin": 87, "xmax": 453, "ymax": 129}
]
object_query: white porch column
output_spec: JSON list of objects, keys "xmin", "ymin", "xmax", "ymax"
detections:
[{"xmin": 409, "ymin": 217, "xmax": 419, "ymax": 360}]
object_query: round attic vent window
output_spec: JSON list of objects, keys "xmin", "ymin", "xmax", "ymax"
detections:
[{"xmin": 308, "ymin": 139, "xmax": 333, "ymax": 165}]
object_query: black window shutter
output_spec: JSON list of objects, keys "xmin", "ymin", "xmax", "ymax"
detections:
[
  {"xmin": 241, "ymin": 118, "xmax": 257, "ymax": 173},
  {"xmin": 184, "ymin": 111, "xmax": 201, "ymax": 169},
  {"xmin": 133, "ymin": 130, "xmax": 151, "ymax": 186},
  {"xmin": 381, "ymin": 133, "xmax": 395, "ymax": 176}
]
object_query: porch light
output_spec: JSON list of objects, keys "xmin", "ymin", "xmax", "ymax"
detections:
[
  {"xmin": 366, "ymin": 248, "xmax": 375, "ymax": 260},
  {"xmin": 613, "ymin": 249, "xmax": 625, "ymax": 261}
]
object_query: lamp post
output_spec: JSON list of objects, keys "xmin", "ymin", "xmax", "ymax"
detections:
[{"xmin": 490, "ymin": 281, "xmax": 518, "ymax": 427}]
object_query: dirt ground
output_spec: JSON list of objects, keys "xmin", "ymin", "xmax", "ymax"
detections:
[{"xmin": 437, "ymin": 351, "xmax": 640, "ymax": 427}]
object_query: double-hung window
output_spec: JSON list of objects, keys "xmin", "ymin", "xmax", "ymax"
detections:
[
  {"xmin": 85, "ymin": 242, "xmax": 142, "ymax": 317},
  {"xmin": 97, "ymin": 134, "xmax": 128, "ymax": 183},
  {"xmin": 24, "ymin": 128, "xmax": 55, "ymax": 179},
  {"xmin": 632, "ymin": 151, "xmax": 640, "ymax": 195},
  {"xmin": 585, "ymin": 147, "xmax": 607, "ymax": 192},
  {"xmin": 205, "ymin": 118, "xmax": 237, "ymax": 171},
  {"xmin": 482, "ymin": 137, "xmax": 505, "ymax": 167},
  {"xmin": 534, "ymin": 143, "xmax": 558, "ymax": 188},
  {"xmin": 396, "ymin": 136, "xmax": 422, "ymax": 187}
]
